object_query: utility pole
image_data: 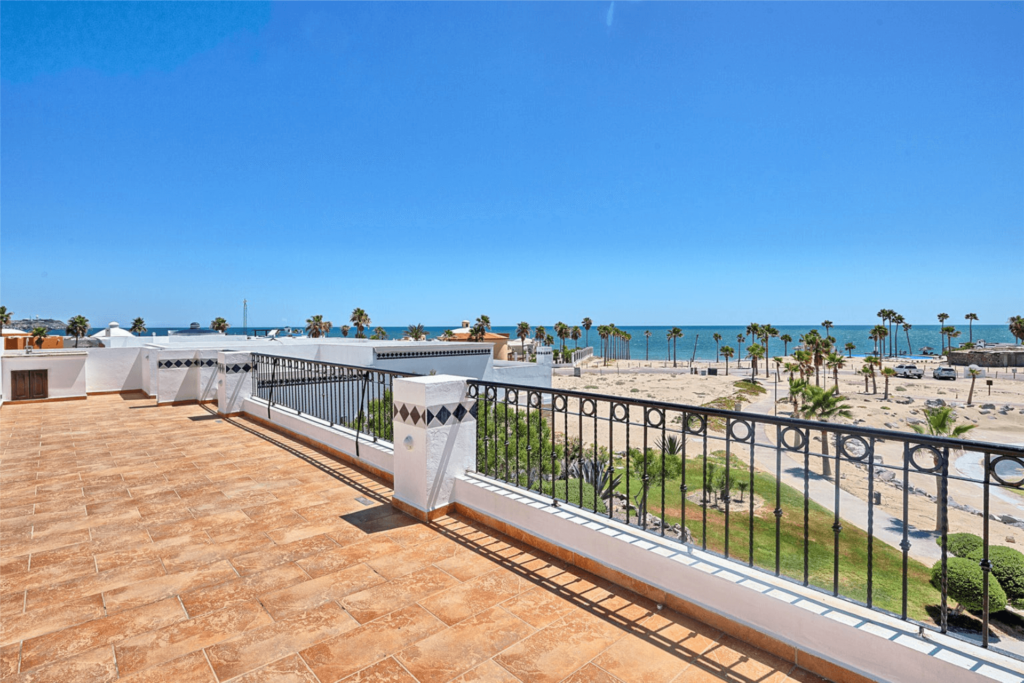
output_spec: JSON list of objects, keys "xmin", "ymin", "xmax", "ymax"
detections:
[{"xmin": 243, "ymin": 299, "xmax": 248, "ymax": 338}]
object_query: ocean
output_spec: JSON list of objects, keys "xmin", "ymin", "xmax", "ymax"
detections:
[{"xmin": 85, "ymin": 323, "xmax": 1016, "ymax": 362}]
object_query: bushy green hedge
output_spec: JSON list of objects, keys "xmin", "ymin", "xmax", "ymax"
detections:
[
  {"xmin": 932, "ymin": 557, "xmax": 1006, "ymax": 613},
  {"xmin": 937, "ymin": 533, "xmax": 984, "ymax": 558},
  {"xmin": 969, "ymin": 546, "xmax": 1024, "ymax": 609}
]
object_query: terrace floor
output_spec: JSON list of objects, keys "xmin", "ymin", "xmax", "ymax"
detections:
[{"xmin": 1, "ymin": 394, "xmax": 826, "ymax": 683}]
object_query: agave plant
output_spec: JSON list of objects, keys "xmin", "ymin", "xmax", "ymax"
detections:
[{"xmin": 566, "ymin": 457, "xmax": 621, "ymax": 502}]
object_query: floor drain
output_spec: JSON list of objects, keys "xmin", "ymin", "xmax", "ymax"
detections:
[{"xmin": 355, "ymin": 496, "xmax": 373, "ymax": 506}]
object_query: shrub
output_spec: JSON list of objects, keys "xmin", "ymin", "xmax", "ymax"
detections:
[
  {"xmin": 968, "ymin": 546, "xmax": 1024, "ymax": 609},
  {"xmin": 937, "ymin": 533, "xmax": 984, "ymax": 558},
  {"xmin": 932, "ymin": 557, "xmax": 1006, "ymax": 613}
]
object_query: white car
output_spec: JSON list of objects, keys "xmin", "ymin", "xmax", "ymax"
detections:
[
  {"xmin": 933, "ymin": 366, "xmax": 957, "ymax": 380},
  {"xmin": 893, "ymin": 364, "xmax": 923, "ymax": 379}
]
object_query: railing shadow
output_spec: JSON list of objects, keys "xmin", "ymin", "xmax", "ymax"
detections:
[{"xmin": 202, "ymin": 405, "xmax": 392, "ymax": 507}]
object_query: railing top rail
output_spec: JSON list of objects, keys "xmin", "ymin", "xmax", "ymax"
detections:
[
  {"xmin": 468, "ymin": 377, "xmax": 1024, "ymax": 457},
  {"xmin": 251, "ymin": 353, "xmax": 420, "ymax": 378}
]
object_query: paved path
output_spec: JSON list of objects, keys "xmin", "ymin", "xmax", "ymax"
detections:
[{"xmin": 740, "ymin": 392, "xmax": 941, "ymax": 564}]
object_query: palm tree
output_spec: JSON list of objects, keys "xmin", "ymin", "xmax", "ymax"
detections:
[
  {"xmin": 1010, "ymin": 316, "xmax": 1024, "ymax": 345},
  {"xmin": 720, "ymin": 345, "xmax": 734, "ymax": 376},
  {"xmin": 793, "ymin": 349, "xmax": 813, "ymax": 380},
  {"xmin": 582, "ymin": 318, "xmax": 593, "ymax": 347},
  {"xmin": 597, "ymin": 326, "xmax": 610, "ymax": 364},
  {"xmin": 881, "ymin": 367, "xmax": 896, "ymax": 400},
  {"xmin": 440, "ymin": 329, "xmax": 456, "ymax": 341},
  {"xmin": 937, "ymin": 312, "xmax": 949, "ymax": 351},
  {"xmin": 863, "ymin": 356, "xmax": 879, "ymax": 394},
  {"xmin": 859, "ymin": 365, "xmax": 872, "ymax": 393},
  {"xmin": 787, "ymin": 376, "xmax": 808, "ymax": 413},
  {"xmin": 940, "ymin": 325, "xmax": 957, "ymax": 354},
  {"xmin": 644, "ymin": 330, "xmax": 652, "ymax": 361},
  {"xmin": 66, "ymin": 315, "xmax": 90, "ymax": 347},
  {"xmin": 967, "ymin": 367, "xmax": 981, "ymax": 406},
  {"xmin": 747, "ymin": 343, "xmax": 765, "ymax": 377},
  {"xmin": 406, "ymin": 324, "xmax": 427, "ymax": 341},
  {"xmin": 571, "ymin": 326, "xmax": 582, "ymax": 350},
  {"xmin": 911, "ymin": 406, "xmax": 976, "ymax": 531},
  {"xmin": 821, "ymin": 320, "xmax": 833, "ymax": 338},
  {"xmin": 211, "ymin": 317, "xmax": 229, "ymax": 333},
  {"xmin": 515, "ymin": 322, "xmax": 531, "ymax": 358},
  {"xmin": 948, "ymin": 327, "xmax": 962, "ymax": 351},
  {"xmin": 891, "ymin": 314, "xmax": 904, "ymax": 356},
  {"xmin": 869, "ymin": 324, "xmax": 888, "ymax": 359},
  {"xmin": 844, "ymin": 341, "xmax": 856, "ymax": 358},
  {"xmin": 305, "ymin": 315, "xmax": 332, "ymax": 338},
  {"xmin": 826, "ymin": 352, "xmax": 845, "ymax": 391},
  {"xmin": 350, "ymin": 308, "xmax": 371, "ymax": 338},
  {"xmin": 476, "ymin": 315, "xmax": 491, "ymax": 332},
  {"xmin": 130, "ymin": 317, "xmax": 147, "ymax": 335},
  {"xmin": 0, "ymin": 306, "xmax": 12, "ymax": 330},
  {"xmin": 30, "ymin": 327, "xmax": 48, "ymax": 348},
  {"xmin": 534, "ymin": 325, "xmax": 546, "ymax": 344},
  {"xmin": 555, "ymin": 322, "xmax": 569, "ymax": 352},
  {"xmin": 761, "ymin": 325, "xmax": 778, "ymax": 377},
  {"xmin": 340, "ymin": 325, "xmax": 351, "ymax": 338},
  {"xmin": 876, "ymin": 309, "xmax": 889, "ymax": 356},
  {"xmin": 370, "ymin": 326, "xmax": 388, "ymax": 340},
  {"xmin": 964, "ymin": 313, "xmax": 978, "ymax": 343},
  {"xmin": 668, "ymin": 328, "xmax": 683, "ymax": 368},
  {"xmin": 735, "ymin": 334, "xmax": 746, "ymax": 367},
  {"xmin": 798, "ymin": 385, "xmax": 852, "ymax": 477},
  {"xmin": 780, "ymin": 333, "xmax": 792, "ymax": 356}
]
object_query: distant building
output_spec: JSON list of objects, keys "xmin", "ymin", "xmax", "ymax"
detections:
[
  {"xmin": 947, "ymin": 343, "xmax": 1024, "ymax": 368},
  {"xmin": 448, "ymin": 320, "xmax": 509, "ymax": 360},
  {"xmin": 90, "ymin": 322, "xmax": 135, "ymax": 340}
]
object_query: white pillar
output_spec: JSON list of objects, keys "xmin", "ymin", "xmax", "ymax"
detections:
[
  {"xmin": 217, "ymin": 351, "xmax": 253, "ymax": 416},
  {"xmin": 391, "ymin": 375, "xmax": 477, "ymax": 521}
]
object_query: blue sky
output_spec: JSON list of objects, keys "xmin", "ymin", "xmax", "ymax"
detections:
[{"xmin": 2, "ymin": 2, "xmax": 1021, "ymax": 328}]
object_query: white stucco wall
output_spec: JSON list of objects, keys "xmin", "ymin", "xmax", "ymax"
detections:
[
  {"xmin": 486, "ymin": 360, "xmax": 552, "ymax": 389},
  {"xmin": 85, "ymin": 348, "xmax": 146, "ymax": 393},
  {"xmin": 2, "ymin": 352, "xmax": 88, "ymax": 401}
]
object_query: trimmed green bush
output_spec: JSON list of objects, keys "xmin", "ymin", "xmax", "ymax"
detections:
[
  {"xmin": 968, "ymin": 546, "xmax": 1024, "ymax": 609},
  {"xmin": 932, "ymin": 557, "xmax": 1006, "ymax": 613},
  {"xmin": 937, "ymin": 533, "xmax": 984, "ymax": 558}
]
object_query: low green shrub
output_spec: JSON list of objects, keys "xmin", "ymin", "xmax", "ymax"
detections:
[
  {"xmin": 938, "ymin": 533, "xmax": 984, "ymax": 558},
  {"xmin": 932, "ymin": 557, "xmax": 1006, "ymax": 613},
  {"xmin": 969, "ymin": 546, "xmax": 1024, "ymax": 608}
]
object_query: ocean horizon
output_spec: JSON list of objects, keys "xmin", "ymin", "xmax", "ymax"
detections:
[{"xmin": 78, "ymin": 323, "xmax": 1017, "ymax": 362}]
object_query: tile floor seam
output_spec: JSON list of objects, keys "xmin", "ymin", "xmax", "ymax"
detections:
[{"xmin": 201, "ymin": 646, "xmax": 220, "ymax": 682}]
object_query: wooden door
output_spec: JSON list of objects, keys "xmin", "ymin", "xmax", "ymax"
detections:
[
  {"xmin": 30, "ymin": 370, "xmax": 48, "ymax": 399},
  {"xmin": 11, "ymin": 370, "xmax": 47, "ymax": 401}
]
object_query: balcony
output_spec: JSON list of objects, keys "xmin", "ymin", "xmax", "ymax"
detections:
[{"xmin": 2, "ymin": 354, "xmax": 1023, "ymax": 683}]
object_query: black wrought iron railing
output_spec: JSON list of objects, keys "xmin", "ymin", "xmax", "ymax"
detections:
[
  {"xmin": 251, "ymin": 353, "xmax": 416, "ymax": 445},
  {"xmin": 468, "ymin": 378, "xmax": 1024, "ymax": 655}
]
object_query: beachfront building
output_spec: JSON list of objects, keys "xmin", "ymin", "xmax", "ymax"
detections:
[
  {"xmin": 948, "ymin": 343, "xmax": 1024, "ymax": 368},
  {"xmin": 1, "ymin": 338, "xmax": 1023, "ymax": 683},
  {"xmin": 445, "ymin": 319, "xmax": 511, "ymax": 360}
]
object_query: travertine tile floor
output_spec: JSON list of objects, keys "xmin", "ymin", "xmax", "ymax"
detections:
[{"xmin": 1, "ymin": 394, "xmax": 827, "ymax": 682}]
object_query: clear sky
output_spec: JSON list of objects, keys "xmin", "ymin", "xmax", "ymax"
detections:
[{"xmin": 2, "ymin": 2, "xmax": 1021, "ymax": 328}]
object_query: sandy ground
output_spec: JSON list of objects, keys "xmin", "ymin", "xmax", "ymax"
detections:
[{"xmin": 553, "ymin": 356, "xmax": 1024, "ymax": 551}]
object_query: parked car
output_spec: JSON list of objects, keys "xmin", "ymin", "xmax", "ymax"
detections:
[
  {"xmin": 933, "ymin": 366, "xmax": 957, "ymax": 380},
  {"xmin": 893, "ymin": 364, "xmax": 923, "ymax": 379}
]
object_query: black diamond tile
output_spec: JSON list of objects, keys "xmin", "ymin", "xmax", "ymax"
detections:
[
  {"xmin": 435, "ymin": 406, "xmax": 451, "ymax": 425},
  {"xmin": 399, "ymin": 404, "xmax": 410, "ymax": 421},
  {"xmin": 469, "ymin": 401, "xmax": 479, "ymax": 419},
  {"xmin": 410, "ymin": 407, "xmax": 422, "ymax": 425},
  {"xmin": 453, "ymin": 403, "xmax": 467, "ymax": 421}
]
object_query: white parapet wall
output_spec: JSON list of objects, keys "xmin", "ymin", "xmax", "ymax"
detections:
[
  {"xmin": 451, "ymin": 474, "xmax": 1024, "ymax": 683},
  {"xmin": 84, "ymin": 347, "xmax": 147, "ymax": 394},
  {"xmin": 1, "ymin": 351, "xmax": 88, "ymax": 402},
  {"xmin": 241, "ymin": 395, "xmax": 395, "ymax": 480}
]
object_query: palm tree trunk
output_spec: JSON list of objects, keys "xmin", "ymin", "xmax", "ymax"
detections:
[
  {"xmin": 968, "ymin": 377, "xmax": 976, "ymax": 406},
  {"xmin": 834, "ymin": 369, "xmax": 839, "ymax": 392},
  {"xmin": 884, "ymin": 376, "xmax": 889, "ymax": 400}
]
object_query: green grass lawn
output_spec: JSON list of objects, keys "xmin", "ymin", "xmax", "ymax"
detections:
[{"xmin": 613, "ymin": 451, "xmax": 938, "ymax": 622}]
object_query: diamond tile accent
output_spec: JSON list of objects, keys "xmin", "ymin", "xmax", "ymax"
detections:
[
  {"xmin": 435, "ymin": 406, "xmax": 452, "ymax": 425},
  {"xmin": 453, "ymin": 403, "xmax": 467, "ymax": 421}
]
